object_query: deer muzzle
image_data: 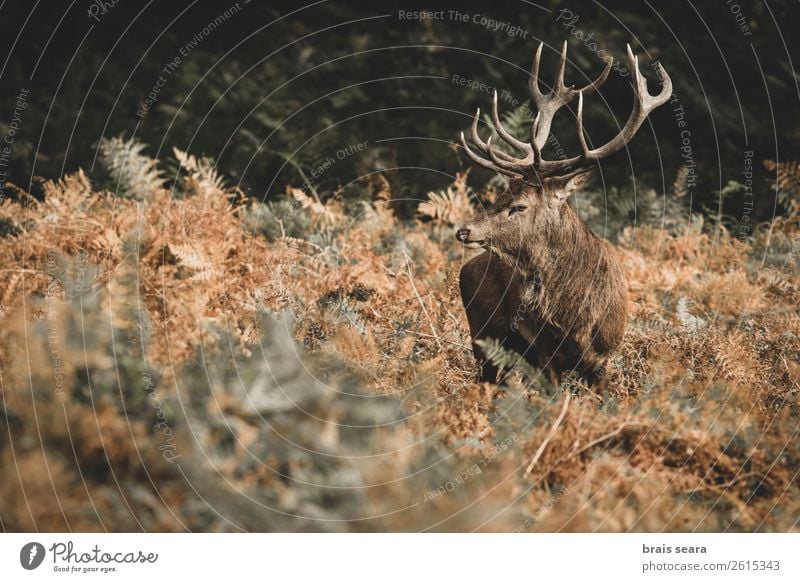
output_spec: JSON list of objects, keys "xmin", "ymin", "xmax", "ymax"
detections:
[{"xmin": 456, "ymin": 226, "xmax": 486, "ymax": 248}]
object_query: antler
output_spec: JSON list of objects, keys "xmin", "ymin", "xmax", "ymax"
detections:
[
  {"xmin": 460, "ymin": 41, "xmax": 672, "ymax": 180},
  {"xmin": 528, "ymin": 40, "xmax": 611, "ymax": 153}
]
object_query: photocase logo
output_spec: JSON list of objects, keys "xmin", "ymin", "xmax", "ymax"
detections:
[{"xmin": 20, "ymin": 542, "xmax": 46, "ymax": 570}]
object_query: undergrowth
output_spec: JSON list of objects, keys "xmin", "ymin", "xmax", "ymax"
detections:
[{"xmin": 0, "ymin": 143, "xmax": 798, "ymax": 532}]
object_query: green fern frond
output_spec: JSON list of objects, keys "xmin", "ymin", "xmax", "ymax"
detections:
[
  {"xmin": 483, "ymin": 103, "xmax": 533, "ymax": 144},
  {"xmin": 475, "ymin": 338, "xmax": 546, "ymax": 388}
]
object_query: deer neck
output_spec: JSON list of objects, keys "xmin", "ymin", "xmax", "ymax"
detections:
[{"xmin": 518, "ymin": 206, "xmax": 598, "ymax": 293}]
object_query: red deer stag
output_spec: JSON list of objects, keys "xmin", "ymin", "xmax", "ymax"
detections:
[{"xmin": 456, "ymin": 42, "xmax": 672, "ymax": 386}]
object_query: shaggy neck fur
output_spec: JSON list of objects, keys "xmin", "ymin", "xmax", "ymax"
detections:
[{"xmin": 496, "ymin": 202, "xmax": 622, "ymax": 339}]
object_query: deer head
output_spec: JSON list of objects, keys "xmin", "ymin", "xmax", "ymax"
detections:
[{"xmin": 456, "ymin": 42, "xmax": 672, "ymax": 256}]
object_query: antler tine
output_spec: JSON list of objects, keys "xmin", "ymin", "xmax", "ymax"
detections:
[
  {"xmin": 528, "ymin": 42, "xmax": 544, "ymax": 101},
  {"xmin": 460, "ymin": 131, "xmax": 522, "ymax": 178},
  {"xmin": 491, "ymin": 90, "xmax": 533, "ymax": 155},
  {"xmin": 627, "ymin": 44, "xmax": 644, "ymax": 103},
  {"xmin": 469, "ymin": 108, "xmax": 487, "ymax": 148},
  {"xmin": 470, "ymin": 108, "xmax": 522, "ymax": 163},
  {"xmin": 653, "ymin": 61, "xmax": 673, "ymax": 104},
  {"xmin": 529, "ymin": 41, "xmax": 580, "ymax": 151},
  {"xmin": 556, "ymin": 40, "xmax": 569, "ymax": 91},
  {"xmin": 576, "ymin": 91, "xmax": 590, "ymax": 158},
  {"xmin": 531, "ymin": 113, "xmax": 542, "ymax": 165},
  {"xmin": 579, "ymin": 55, "xmax": 613, "ymax": 96}
]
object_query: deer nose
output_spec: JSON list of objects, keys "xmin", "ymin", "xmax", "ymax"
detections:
[{"xmin": 456, "ymin": 227, "xmax": 470, "ymax": 242}]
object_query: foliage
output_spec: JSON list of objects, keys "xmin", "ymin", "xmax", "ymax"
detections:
[
  {"xmin": 98, "ymin": 136, "xmax": 165, "ymax": 199},
  {"xmin": 1, "ymin": 148, "xmax": 799, "ymax": 531},
  {"xmin": 2, "ymin": 1, "xmax": 798, "ymax": 219},
  {"xmin": 172, "ymin": 147, "xmax": 228, "ymax": 196},
  {"xmin": 764, "ymin": 159, "xmax": 800, "ymax": 216},
  {"xmin": 417, "ymin": 172, "xmax": 474, "ymax": 226}
]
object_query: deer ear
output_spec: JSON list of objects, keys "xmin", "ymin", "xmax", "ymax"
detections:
[
  {"xmin": 564, "ymin": 170, "xmax": 592, "ymax": 192},
  {"xmin": 548, "ymin": 170, "xmax": 592, "ymax": 201}
]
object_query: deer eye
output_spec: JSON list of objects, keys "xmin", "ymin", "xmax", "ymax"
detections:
[{"xmin": 508, "ymin": 204, "xmax": 528, "ymax": 216}]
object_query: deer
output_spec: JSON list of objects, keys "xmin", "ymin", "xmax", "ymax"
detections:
[{"xmin": 455, "ymin": 41, "xmax": 672, "ymax": 387}]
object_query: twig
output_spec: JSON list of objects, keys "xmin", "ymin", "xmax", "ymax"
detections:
[
  {"xmin": 403, "ymin": 252, "xmax": 442, "ymax": 351},
  {"xmin": 265, "ymin": 148, "xmax": 322, "ymax": 205},
  {"xmin": 446, "ymin": 310, "xmax": 461, "ymax": 326},
  {"xmin": 367, "ymin": 299, "xmax": 466, "ymax": 349},
  {"xmin": 685, "ymin": 471, "xmax": 765, "ymax": 494},
  {"xmin": 278, "ymin": 236, "xmax": 324, "ymax": 253},
  {"xmin": 570, "ymin": 421, "xmax": 646, "ymax": 458},
  {"xmin": 525, "ymin": 389, "xmax": 571, "ymax": 476},
  {"xmin": 414, "ymin": 331, "xmax": 469, "ymax": 349}
]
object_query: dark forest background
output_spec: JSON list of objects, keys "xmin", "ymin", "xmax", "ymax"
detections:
[{"xmin": 1, "ymin": 0, "xmax": 798, "ymax": 223}]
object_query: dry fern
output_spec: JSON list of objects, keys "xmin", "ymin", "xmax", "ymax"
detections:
[
  {"xmin": 764, "ymin": 159, "xmax": 800, "ymax": 215},
  {"xmin": 1, "ymin": 156, "xmax": 799, "ymax": 533},
  {"xmin": 173, "ymin": 146, "xmax": 227, "ymax": 195},
  {"xmin": 417, "ymin": 172, "xmax": 474, "ymax": 226}
]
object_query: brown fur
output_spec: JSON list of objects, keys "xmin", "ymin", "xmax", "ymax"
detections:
[{"xmin": 457, "ymin": 175, "xmax": 628, "ymax": 386}]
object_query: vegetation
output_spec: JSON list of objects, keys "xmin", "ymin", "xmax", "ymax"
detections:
[
  {"xmin": 1, "ymin": 140, "xmax": 797, "ymax": 531},
  {"xmin": 2, "ymin": 1, "xmax": 798, "ymax": 222}
]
